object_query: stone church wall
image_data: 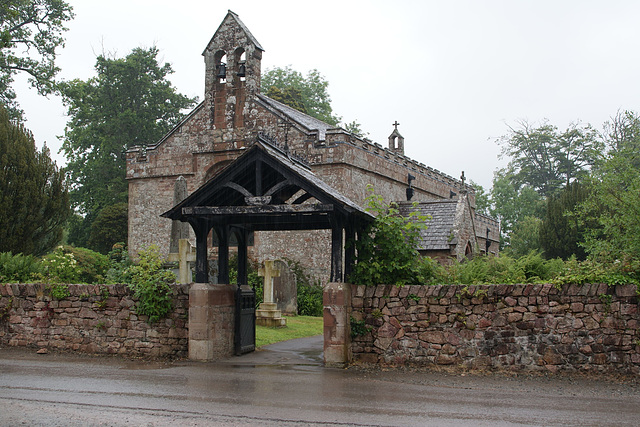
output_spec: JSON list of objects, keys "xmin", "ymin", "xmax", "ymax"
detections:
[
  {"xmin": 0, "ymin": 283, "xmax": 189, "ymax": 358},
  {"xmin": 126, "ymin": 11, "xmax": 492, "ymax": 277},
  {"xmin": 350, "ymin": 283, "xmax": 640, "ymax": 374}
]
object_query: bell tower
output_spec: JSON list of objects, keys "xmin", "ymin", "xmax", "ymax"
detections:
[{"xmin": 202, "ymin": 11, "xmax": 264, "ymax": 131}]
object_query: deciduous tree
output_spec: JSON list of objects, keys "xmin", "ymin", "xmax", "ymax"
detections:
[
  {"xmin": 60, "ymin": 47, "xmax": 197, "ymax": 245},
  {"xmin": 0, "ymin": 0, "xmax": 74, "ymax": 120},
  {"xmin": 262, "ymin": 66, "xmax": 341, "ymax": 126},
  {"xmin": 579, "ymin": 111, "xmax": 640, "ymax": 261},
  {"xmin": 497, "ymin": 120, "xmax": 602, "ymax": 197},
  {"xmin": 489, "ymin": 169, "xmax": 545, "ymax": 248}
]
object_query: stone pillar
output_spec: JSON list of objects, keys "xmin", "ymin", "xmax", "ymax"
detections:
[
  {"xmin": 323, "ymin": 282, "xmax": 352, "ymax": 367},
  {"xmin": 189, "ymin": 283, "xmax": 235, "ymax": 361}
]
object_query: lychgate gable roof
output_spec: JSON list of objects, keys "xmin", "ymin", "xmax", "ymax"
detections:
[{"xmin": 161, "ymin": 133, "xmax": 372, "ymax": 230}]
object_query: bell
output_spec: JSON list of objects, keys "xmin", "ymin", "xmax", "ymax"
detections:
[
  {"xmin": 216, "ymin": 63, "xmax": 226, "ymax": 79},
  {"xmin": 237, "ymin": 63, "xmax": 246, "ymax": 77}
]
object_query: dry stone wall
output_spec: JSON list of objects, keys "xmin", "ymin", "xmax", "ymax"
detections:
[
  {"xmin": 0, "ymin": 283, "xmax": 189, "ymax": 358},
  {"xmin": 351, "ymin": 283, "xmax": 640, "ymax": 374}
]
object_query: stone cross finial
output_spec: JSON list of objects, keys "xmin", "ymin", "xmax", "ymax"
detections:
[
  {"xmin": 258, "ymin": 260, "xmax": 281, "ymax": 304},
  {"xmin": 393, "ymin": 121, "xmax": 400, "ymax": 130},
  {"xmin": 460, "ymin": 171, "xmax": 466, "ymax": 187}
]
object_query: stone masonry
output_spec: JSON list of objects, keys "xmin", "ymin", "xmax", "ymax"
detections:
[
  {"xmin": 350, "ymin": 283, "xmax": 640, "ymax": 374},
  {"xmin": 0, "ymin": 283, "xmax": 189, "ymax": 358},
  {"xmin": 126, "ymin": 11, "xmax": 499, "ymax": 282}
]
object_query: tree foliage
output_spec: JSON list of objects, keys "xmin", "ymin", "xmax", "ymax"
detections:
[
  {"xmin": 470, "ymin": 181, "xmax": 490, "ymax": 216},
  {"xmin": 350, "ymin": 186, "xmax": 438, "ymax": 286},
  {"xmin": 578, "ymin": 111, "xmax": 640, "ymax": 262},
  {"xmin": 489, "ymin": 169, "xmax": 545, "ymax": 248},
  {"xmin": 0, "ymin": 105, "xmax": 69, "ymax": 255},
  {"xmin": 60, "ymin": 47, "xmax": 197, "ymax": 218},
  {"xmin": 539, "ymin": 181, "xmax": 589, "ymax": 260},
  {"xmin": 128, "ymin": 245, "xmax": 176, "ymax": 323},
  {"xmin": 262, "ymin": 66, "xmax": 340, "ymax": 126},
  {"xmin": 507, "ymin": 216, "xmax": 542, "ymax": 258},
  {"xmin": 87, "ymin": 202, "xmax": 128, "ymax": 255},
  {"xmin": 497, "ymin": 120, "xmax": 602, "ymax": 197},
  {"xmin": 0, "ymin": 0, "xmax": 74, "ymax": 120}
]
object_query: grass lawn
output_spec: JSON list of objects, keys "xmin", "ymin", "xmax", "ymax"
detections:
[{"xmin": 256, "ymin": 315, "xmax": 323, "ymax": 348}]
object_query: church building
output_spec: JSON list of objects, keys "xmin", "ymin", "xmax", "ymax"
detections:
[{"xmin": 126, "ymin": 11, "xmax": 500, "ymax": 282}]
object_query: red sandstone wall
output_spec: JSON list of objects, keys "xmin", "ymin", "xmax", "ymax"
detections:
[
  {"xmin": 0, "ymin": 283, "xmax": 189, "ymax": 358},
  {"xmin": 350, "ymin": 283, "xmax": 640, "ymax": 374}
]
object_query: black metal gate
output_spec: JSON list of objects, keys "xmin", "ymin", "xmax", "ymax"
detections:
[{"xmin": 234, "ymin": 284, "xmax": 256, "ymax": 355}]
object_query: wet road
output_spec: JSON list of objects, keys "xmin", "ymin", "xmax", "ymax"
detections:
[{"xmin": 1, "ymin": 336, "xmax": 640, "ymax": 426}]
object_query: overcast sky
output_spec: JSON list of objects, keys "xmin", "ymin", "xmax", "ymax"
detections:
[{"xmin": 13, "ymin": 0, "xmax": 640, "ymax": 189}]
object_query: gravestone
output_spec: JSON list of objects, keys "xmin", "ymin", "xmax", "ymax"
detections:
[
  {"xmin": 169, "ymin": 176, "xmax": 189, "ymax": 253},
  {"xmin": 272, "ymin": 260, "xmax": 297, "ymax": 315}
]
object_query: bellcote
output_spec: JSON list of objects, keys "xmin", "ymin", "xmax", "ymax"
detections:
[
  {"xmin": 202, "ymin": 11, "xmax": 264, "ymax": 99},
  {"xmin": 388, "ymin": 121, "xmax": 404, "ymax": 155}
]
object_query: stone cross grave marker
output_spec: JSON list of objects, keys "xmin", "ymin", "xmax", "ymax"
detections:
[
  {"xmin": 168, "ymin": 239, "xmax": 196, "ymax": 284},
  {"xmin": 256, "ymin": 260, "xmax": 286, "ymax": 327}
]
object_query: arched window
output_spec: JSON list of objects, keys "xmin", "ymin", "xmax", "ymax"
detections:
[
  {"xmin": 235, "ymin": 48, "xmax": 246, "ymax": 82},
  {"xmin": 465, "ymin": 242, "xmax": 473, "ymax": 259}
]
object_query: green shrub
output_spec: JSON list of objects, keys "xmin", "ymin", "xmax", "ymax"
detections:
[
  {"xmin": 40, "ymin": 246, "xmax": 81, "ymax": 283},
  {"xmin": 68, "ymin": 246, "xmax": 110, "ymax": 283},
  {"xmin": 431, "ymin": 252, "xmax": 638, "ymax": 286},
  {"xmin": 40, "ymin": 245, "xmax": 109, "ymax": 284},
  {"xmin": 350, "ymin": 186, "xmax": 436, "ymax": 286},
  {"xmin": 297, "ymin": 281, "xmax": 323, "ymax": 316},
  {"xmin": 0, "ymin": 252, "xmax": 42, "ymax": 283},
  {"xmin": 127, "ymin": 245, "xmax": 176, "ymax": 323},
  {"xmin": 48, "ymin": 283, "xmax": 70, "ymax": 300},
  {"xmin": 87, "ymin": 203, "xmax": 128, "ymax": 254},
  {"xmin": 105, "ymin": 242, "xmax": 133, "ymax": 284},
  {"xmin": 229, "ymin": 255, "xmax": 264, "ymax": 307},
  {"xmin": 284, "ymin": 259, "xmax": 324, "ymax": 317}
]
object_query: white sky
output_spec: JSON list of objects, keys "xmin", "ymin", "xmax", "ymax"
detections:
[{"xmin": 13, "ymin": 0, "xmax": 640, "ymax": 189}]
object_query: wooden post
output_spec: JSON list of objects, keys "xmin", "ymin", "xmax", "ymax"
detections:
[
  {"xmin": 330, "ymin": 219, "xmax": 344, "ymax": 283},
  {"xmin": 344, "ymin": 221, "xmax": 356, "ymax": 282},
  {"xmin": 235, "ymin": 228, "xmax": 248, "ymax": 286},
  {"xmin": 193, "ymin": 219, "xmax": 210, "ymax": 284},
  {"xmin": 217, "ymin": 226, "xmax": 229, "ymax": 284}
]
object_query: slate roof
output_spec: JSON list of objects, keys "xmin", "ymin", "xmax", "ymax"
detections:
[
  {"xmin": 257, "ymin": 94, "xmax": 334, "ymax": 140},
  {"xmin": 398, "ymin": 200, "xmax": 458, "ymax": 251}
]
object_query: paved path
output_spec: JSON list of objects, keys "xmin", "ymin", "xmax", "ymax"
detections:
[{"xmin": 1, "ymin": 339, "xmax": 640, "ymax": 426}]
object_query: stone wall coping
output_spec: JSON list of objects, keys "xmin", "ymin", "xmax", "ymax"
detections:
[
  {"xmin": 350, "ymin": 283, "xmax": 632, "ymax": 298},
  {"xmin": 0, "ymin": 283, "xmax": 190, "ymax": 298}
]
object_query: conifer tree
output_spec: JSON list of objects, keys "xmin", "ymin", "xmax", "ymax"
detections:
[{"xmin": 0, "ymin": 105, "xmax": 70, "ymax": 255}]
